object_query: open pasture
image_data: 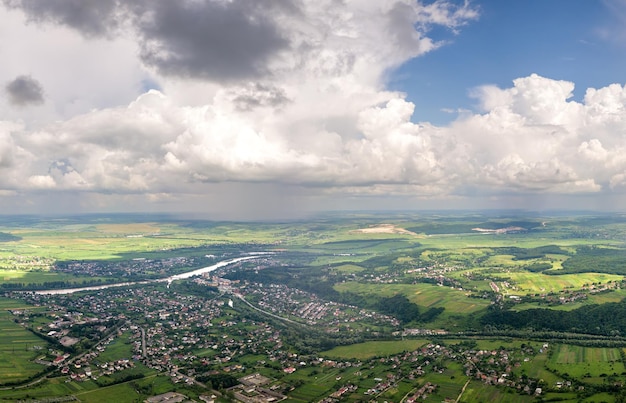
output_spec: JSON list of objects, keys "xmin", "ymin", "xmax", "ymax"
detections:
[
  {"xmin": 322, "ymin": 339, "xmax": 428, "ymax": 360},
  {"xmin": 0, "ymin": 268, "xmax": 101, "ymax": 286},
  {"xmin": 288, "ymin": 382, "xmax": 330, "ymax": 402},
  {"xmin": 0, "ymin": 298, "xmax": 49, "ymax": 384},
  {"xmin": 416, "ymin": 232, "xmax": 607, "ymax": 251},
  {"xmin": 514, "ymin": 351, "xmax": 560, "ymax": 385},
  {"xmin": 6, "ymin": 230, "xmax": 209, "ymax": 261},
  {"xmin": 333, "ymin": 263, "xmax": 366, "ymax": 273},
  {"xmin": 547, "ymin": 344, "xmax": 624, "ymax": 378},
  {"xmin": 334, "ymin": 282, "xmax": 491, "ymax": 314},
  {"xmin": 460, "ymin": 380, "xmax": 535, "ymax": 403},
  {"xmin": 488, "ymin": 271, "xmax": 624, "ymax": 294},
  {"xmin": 285, "ymin": 366, "xmax": 358, "ymax": 402},
  {"xmin": 0, "ymin": 218, "xmax": 420, "ymax": 265},
  {"xmin": 420, "ymin": 247, "xmax": 493, "ymax": 262},
  {"xmin": 0, "ymin": 218, "xmax": 305, "ymax": 262},
  {"xmin": 0, "ymin": 372, "xmax": 169, "ymax": 402},
  {"xmin": 1, "ymin": 229, "xmax": 198, "ymax": 262},
  {"xmin": 380, "ymin": 379, "xmax": 415, "ymax": 401},
  {"xmin": 481, "ymin": 254, "xmax": 518, "ymax": 267},
  {"xmin": 417, "ymin": 361, "xmax": 467, "ymax": 402},
  {"xmin": 480, "ymin": 251, "xmax": 569, "ymax": 271},
  {"xmin": 305, "ymin": 238, "xmax": 422, "ymax": 265},
  {"xmin": 513, "ymin": 289, "xmax": 626, "ymax": 312},
  {"xmin": 581, "ymin": 393, "xmax": 617, "ymax": 403},
  {"xmin": 96, "ymin": 331, "xmax": 134, "ymax": 363}
]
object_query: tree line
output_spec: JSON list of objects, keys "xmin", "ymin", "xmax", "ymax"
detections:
[{"xmin": 481, "ymin": 298, "xmax": 626, "ymax": 336}]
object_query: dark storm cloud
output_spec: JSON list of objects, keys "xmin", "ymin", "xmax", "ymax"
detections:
[
  {"xmin": 135, "ymin": 1, "xmax": 290, "ymax": 81},
  {"xmin": 5, "ymin": 75, "xmax": 44, "ymax": 106},
  {"xmin": 3, "ymin": 0, "xmax": 121, "ymax": 37},
  {"xmin": 3, "ymin": 0, "xmax": 291, "ymax": 81}
]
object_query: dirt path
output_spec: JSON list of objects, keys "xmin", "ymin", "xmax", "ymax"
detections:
[{"xmin": 455, "ymin": 379, "xmax": 471, "ymax": 403}]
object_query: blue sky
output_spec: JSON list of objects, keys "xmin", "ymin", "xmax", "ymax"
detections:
[
  {"xmin": 1, "ymin": 0, "xmax": 626, "ymax": 219},
  {"xmin": 397, "ymin": 0, "xmax": 626, "ymax": 124}
]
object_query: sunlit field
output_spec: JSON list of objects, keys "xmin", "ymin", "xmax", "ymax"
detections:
[
  {"xmin": 0, "ymin": 298, "xmax": 50, "ymax": 385},
  {"xmin": 334, "ymin": 282, "xmax": 492, "ymax": 314},
  {"xmin": 488, "ymin": 271, "xmax": 624, "ymax": 294}
]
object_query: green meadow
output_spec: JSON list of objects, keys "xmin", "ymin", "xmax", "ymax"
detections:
[
  {"xmin": 96, "ymin": 331, "xmax": 135, "ymax": 363},
  {"xmin": 334, "ymin": 282, "xmax": 491, "ymax": 314},
  {"xmin": 419, "ymin": 361, "xmax": 468, "ymax": 402},
  {"xmin": 514, "ymin": 351, "xmax": 560, "ymax": 385},
  {"xmin": 0, "ymin": 298, "xmax": 50, "ymax": 385},
  {"xmin": 0, "ymin": 372, "xmax": 174, "ymax": 402},
  {"xmin": 322, "ymin": 339, "xmax": 429, "ymax": 360},
  {"xmin": 2, "ymin": 214, "xmax": 626, "ymax": 401},
  {"xmin": 459, "ymin": 381, "xmax": 535, "ymax": 403},
  {"xmin": 546, "ymin": 344, "xmax": 625, "ymax": 379},
  {"xmin": 0, "ymin": 268, "xmax": 107, "ymax": 286},
  {"xmin": 488, "ymin": 271, "xmax": 624, "ymax": 294}
]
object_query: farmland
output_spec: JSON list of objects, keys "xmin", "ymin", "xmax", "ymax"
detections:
[
  {"xmin": 2, "ymin": 212, "xmax": 626, "ymax": 402},
  {"xmin": 0, "ymin": 298, "xmax": 50, "ymax": 384},
  {"xmin": 333, "ymin": 282, "xmax": 491, "ymax": 314},
  {"xmin": 322, "ymin": 339, "xmax": 429, "ymax": 360},
  {"xmin": 546, "ymin": 344, "xmax": 625, "ymax": 379}
]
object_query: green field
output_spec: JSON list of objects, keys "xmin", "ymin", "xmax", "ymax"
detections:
[
  {"xmin": 0, "ymin": 268, "xmax": 108, "ymax": 286},
  {"xmin": 285, "ymin": 366, "xmax": 355, "ymax": 402},
  {"xmin": 546, "ymin": 344, "xmax": 625, "ymax": 378},
  {"xmin": 333, "ymin": 264, "xmax": 366, "ymax": 273},
  {"xmin": 97, "ymin": 331, "xmax": 134, "ymax": 363},
  {"xmin": 515, "ymin": 351, "xmax": 560, "ymax": 385},
  {"xmin": 419, "ymin": 361, "xmax": 468, "ymax": 402},
  {"xmin": 460, "ymin": 380, "xmax": 535, "ymax": 403},
  {"xmin": 2, "ymin": 213, "xmax": 626, "ymax": 401},
  {"xmin": 513, "ymin": 288, "xmax": 626, "ymax": 312},
  {"xmin": 334, "ymin": 282, "xmax": 491, "ymax": 314},
  {"xmin": 322, "ymin": 339, "xmax": 428, "ymax": 359},
  {"xmin": 0, "ymin": 298, "xmax": 50, "ymax": 385},
  {"xmin": 489, "ymin": 271, "xmax": 625, "ymax": 294},
  {"xmin": 0, "ymin": 372, "xmax": 174, "ymax": 402}
]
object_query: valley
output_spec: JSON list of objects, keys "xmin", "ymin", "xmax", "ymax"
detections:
[{"xmin": 2, "ymin": 212, "xmax": 626, "ymax": 402}]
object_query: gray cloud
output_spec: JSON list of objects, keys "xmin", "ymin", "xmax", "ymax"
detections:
[
  {"xmin": 135, "ymin": 1, "xmax": 290, "ymax": 81},
  {"xmin": 5, "ymin": 75, "xmax": 44, "ymax": 106},
  {"xmin": 0, "ymin": 0, "xmax": 496, "ymax": 215},
  {"xmin": 4, "ymin": 0, "xmax": 291, "ymax": 81},
  {"xmin": 3, "ymin": 0, "xmax": 121, "ymax": 37},
  {"xmin": 230, "ymin": 83, "xmax": 290, "ymax": 111}
]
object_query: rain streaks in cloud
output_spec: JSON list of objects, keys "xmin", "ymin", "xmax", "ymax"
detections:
[{"xmin": 0, "ymin": 0, "xmax": 625, "ymax": 217}]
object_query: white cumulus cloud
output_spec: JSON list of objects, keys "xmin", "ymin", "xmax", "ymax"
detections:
[{"xmin": 2, "ymin": 1, "xmax": 626, "ymax": 215}]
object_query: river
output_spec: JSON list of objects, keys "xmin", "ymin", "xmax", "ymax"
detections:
[{"xmin": 34, "ymin": 255, "xmax": 260, "ymax": 295}]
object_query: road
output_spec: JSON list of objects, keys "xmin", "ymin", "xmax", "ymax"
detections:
[
  {"xmin": 455, "ymin": 379, "xmax": 471, "ymax": 403},
  {"xmin": 233, "ymin": 294, "xmax": 303, "ymax": 326},
  {"xmin": 140, "ymin": 326, "xmax": 147, "ymax": 358}
]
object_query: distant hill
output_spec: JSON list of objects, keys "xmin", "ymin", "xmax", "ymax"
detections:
[{"xmin": 0, "ymin": 232, "xmax": 21, "ymax": 242}]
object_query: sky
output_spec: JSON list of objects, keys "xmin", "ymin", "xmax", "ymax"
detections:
[{"xmin": 1, "ymin": 0, "xmax": 626, "ymax": 219}]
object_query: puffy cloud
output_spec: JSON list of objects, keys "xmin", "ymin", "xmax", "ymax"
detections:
[
  {"xmin": 5, "ymin": 0, "xmax": 626, "ymax": 215},
  {"xmin": 3, "ymin": 0, "xmax": 470, "ymax": 83},
  {"xmin": 5, "ymin": 75, "xmax": 44, "ymax": 106},
  {"xmin": 5, "ymin": 68, "xmax": 626, "ymax": 205},
  {"xmin": 27, "ymin": 175, "xmax": 55, "ymax": 189},
  {"xmin": 458, "ymin": 75, "xmax": 626, "ymax": 195},
  {"xmin": 3, "ymin": 0, "xmax": 122, "ymax": 38},
  {"xmin": 0, "ymin": 122, "xmax": 36, "ymax": 190},
  {"xmin": 578, "ymin": 139, "xmax": 608, "ymax": 161}
]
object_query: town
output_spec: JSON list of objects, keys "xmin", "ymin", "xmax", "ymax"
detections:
[{"xmin": 4, "ymin": 253, "xmax": 611, "ymax": 402}]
